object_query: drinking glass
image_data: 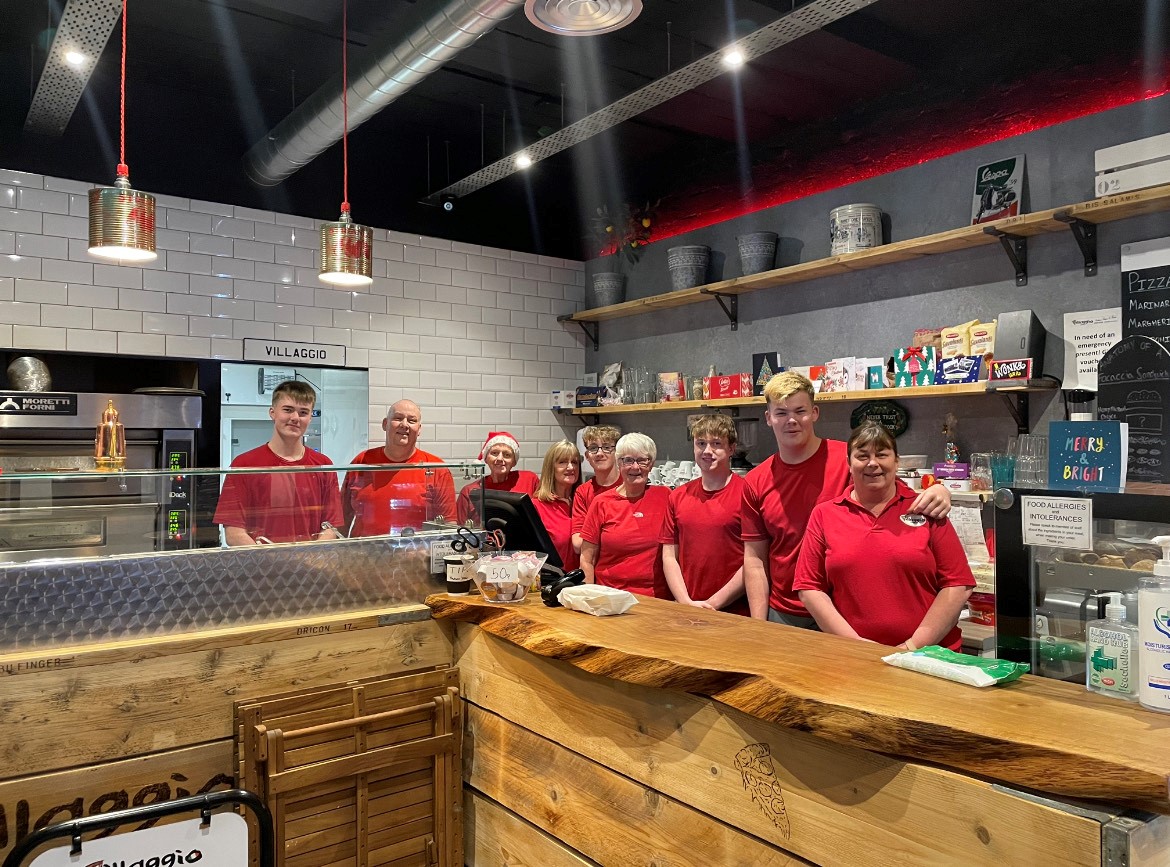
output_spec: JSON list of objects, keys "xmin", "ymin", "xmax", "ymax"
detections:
[
  {"xmin": 1013, "ymin": 435, "xmax": 1048, "ymax": 487},
  {"xmin": 990, "ymin": 452, "xmax": 1017, "ymax": 489},
  {"xmin": 969, "ymin": 453, "xmax": 992, "ymax": 491}
]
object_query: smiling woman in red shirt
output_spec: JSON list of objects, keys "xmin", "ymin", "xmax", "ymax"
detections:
[
  {"xmin": 793, "ymin": 421, "xmax": 975, "ymax": 651},
  {"xmin": 579, "ymin": 432, "xmax": 670, "ymax": 598},
  {"xmin": 532, "ymin": 439, "xmax": 583, "ymax": 571}
]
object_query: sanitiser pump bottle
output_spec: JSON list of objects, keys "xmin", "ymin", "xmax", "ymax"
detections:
[
  {"xmin": 1085, "ymin": 592, "xmax": 1138, "ymax": 700},
  {"xmin": 1138, "ymin": 535, "xmax": 1170, "ymax": 713}
]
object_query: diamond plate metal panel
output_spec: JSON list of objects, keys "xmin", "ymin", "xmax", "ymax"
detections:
[
  {"xmin": 0, "ymin": 534, "xmax": 442, "ymax": 651},
  {"xmin": 25, "ymin": 0, "xmax": 122, "ymax": 136}
]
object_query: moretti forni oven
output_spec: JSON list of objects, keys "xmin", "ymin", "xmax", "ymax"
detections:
[{"xmin": 0, "ymin": 392, "xmax": 201, "ymax": 563}]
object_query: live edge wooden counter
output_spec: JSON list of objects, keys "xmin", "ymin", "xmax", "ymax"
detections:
[{"xmin": 428, "ymin": 593, "xmax": 1170, "ymax": 867}]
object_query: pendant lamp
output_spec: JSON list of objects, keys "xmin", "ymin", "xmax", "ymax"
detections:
[
  {"xmin": 88, "ymin": 0, "xmax": 156, "ymax": 263},
  {"xmin": 319, "ymin": 0, "xmax": 373, "ymax": 287}
]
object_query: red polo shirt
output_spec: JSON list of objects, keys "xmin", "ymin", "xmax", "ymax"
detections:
[
  {"xmin": 580, "ymin": 486, "xmax": 670, "ymax": 598},
  {"xmin": 793, "ymin": 482, "xmax": 975, "ymax": 650},
  {"xmin": 659, "ymin": 474, "xmax": 749, "ymax": 614},
  {"xmin": 533, "ymin": 495, "xmax": 579, "ymax": 571},
  {"xmin": 571, "ymin": 476, "xmax": 620, "ymax": 536},
  {"xmin": 741, "ymin": 439, "xmax": 851, "ymax": 615}
]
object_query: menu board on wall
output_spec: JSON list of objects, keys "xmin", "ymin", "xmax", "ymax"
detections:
[
  {"xmin": 1121, "ymin": 238, "xmax": 1170, "ymax": 348},
  {"xmin": 1096, "ymin": 334, "xmax": 1170, "ymax": 485}
]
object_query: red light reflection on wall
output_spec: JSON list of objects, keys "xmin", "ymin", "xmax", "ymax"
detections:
[{"xmin": 651, "ymin": 62, "xmax": 1170, "ymax": 243}]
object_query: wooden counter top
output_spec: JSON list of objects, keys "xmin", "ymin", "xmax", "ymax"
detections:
[{"xmin": 427, "ymin": 593, "xmax": 1170, "ymax": 814}]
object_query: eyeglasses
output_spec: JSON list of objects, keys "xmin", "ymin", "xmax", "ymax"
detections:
[
  {"xmin": 619, "ymin": 457, "xmax": 652, "ymax": 467},
  {"xmin": 585, "ymin": 444, "xmax": 616, "ymax": 454}
]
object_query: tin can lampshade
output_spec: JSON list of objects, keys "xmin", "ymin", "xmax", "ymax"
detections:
[
  {"xmin": 319, "ymin": 210, "xmax": 373, "ymax": 287},
  {"xmin": 88, "ymin": 174, "xmax": 157, "ymax": 263}
]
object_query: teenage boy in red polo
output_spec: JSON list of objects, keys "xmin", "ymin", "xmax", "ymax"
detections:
[
  {"xmin": 660, "ymin": 414, "xmax": 749, "ymax": 614},
  {"xmin": 741, "ymin": 371, "xmax": 950, "ymax": 625}
]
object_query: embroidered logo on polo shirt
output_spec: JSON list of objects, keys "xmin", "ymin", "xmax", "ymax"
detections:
[
  {"xmin": 634, "ymin": 512, "xmax": 644, "ymax": 518},
  {"xmin": 900, "ymin": 514, "xmax": 927, "ymax": 527}
]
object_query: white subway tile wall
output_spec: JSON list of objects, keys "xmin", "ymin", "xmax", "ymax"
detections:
[{"xmin": 0, "ymin": 169, "xmax": 586, "ymax": 470}]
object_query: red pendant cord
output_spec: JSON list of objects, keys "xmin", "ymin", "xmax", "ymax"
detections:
[
  {"xmin": 341, "ymin": 0, "xmax": 350, "ymax": 214},
  {"xmin": 117, "ymin": 0, "xmax": 128, "ymax": 177}
]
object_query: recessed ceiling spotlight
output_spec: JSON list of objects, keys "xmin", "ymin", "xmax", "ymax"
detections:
[
  {"xmin": 64, "ymin": 50, "xmax": 86, "ymax": 67},
  {"xmin": 515, "ymin": 153, "xmax": 533, "ymax": 169},
  {"xmin": 722, "ymin": 49, "xmax": 745, "ymax": 69}
]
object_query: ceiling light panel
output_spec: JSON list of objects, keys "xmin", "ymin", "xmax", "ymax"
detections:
[
  {"xmin": 429, "ymin": 0, "xmax": 879, "ymax": 201},
  {"xmin": 25, "ymin": 0, "xmax": 122, "ymax": 136}
]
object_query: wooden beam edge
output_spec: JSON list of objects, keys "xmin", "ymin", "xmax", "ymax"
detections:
[{"xmin": 426, "ymin": 595, "xmax": 1170, "ymax": 814}]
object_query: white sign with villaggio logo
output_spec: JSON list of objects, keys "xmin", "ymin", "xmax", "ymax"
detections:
[
  {"xmin": 30, "ymin": 813, "xmax": 248, "ymax": 866},
  {"xmin": 243, "ymin": 338, "xmax": 346, "ymax": 367}
]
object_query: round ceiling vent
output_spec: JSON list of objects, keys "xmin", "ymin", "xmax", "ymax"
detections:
[{"xmin": 524, "ymin": 0, "xmax": 643, "ymax": 36}]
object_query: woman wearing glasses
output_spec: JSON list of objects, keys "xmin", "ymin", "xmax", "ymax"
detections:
[
  {"xmin": 570, "ymin": 424, "xmax": 622, "ymax": 554},
  {"xmin": 579, "ymin": 432, "xmax": 670, "ymax": 598}
]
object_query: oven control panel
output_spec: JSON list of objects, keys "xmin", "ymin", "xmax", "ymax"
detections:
[{"xmin": 161, "ymin": 430, "xmax": 195, "ymax": 550}]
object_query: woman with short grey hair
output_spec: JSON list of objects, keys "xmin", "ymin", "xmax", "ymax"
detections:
[{"xmin": 578, "ymin": 432, "xmax": 670, "ymax": 598}]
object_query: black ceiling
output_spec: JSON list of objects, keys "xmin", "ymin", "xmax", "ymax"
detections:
[{"xmin": 0, "ymin": 0, "xmax": 1160, "ymax": 260}]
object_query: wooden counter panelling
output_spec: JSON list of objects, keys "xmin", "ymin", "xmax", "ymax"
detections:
[
  {"xmin": 428, "ymin": 594, "xmax": 1170, "ymax": 815},
  {"xmin": 0, "ymin": 605, "xmax": 449, "ymax": 863},
  {"xmin": 465, "ymin": 790, "xmax": 595, "ymax": 867},
  {"xmin": 455, "ymin": 624, "xmax": 1106, "ymax": 867}
]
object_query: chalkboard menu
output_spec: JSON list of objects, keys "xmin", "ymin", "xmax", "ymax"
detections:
[
  {"xmin": 1096, "ymin": 335, "xmax": 1170, "ymax": 485},
  {"xmin": 1121, "ymin": 243, "xmax": 1170, "ymax": 348}
]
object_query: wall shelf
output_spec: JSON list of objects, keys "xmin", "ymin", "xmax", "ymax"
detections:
[
  {"xmin": 571, "ymin": 379, "xmax": 1058, "ymax": 417},
  {"xmin": 561, "ymin": 182, "xmax": 1170, "ymax": 328}
]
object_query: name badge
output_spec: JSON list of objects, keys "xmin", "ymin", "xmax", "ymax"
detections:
[{"xmin": 900, "ymin": 513, "xmax": 927, "ymax": 527}]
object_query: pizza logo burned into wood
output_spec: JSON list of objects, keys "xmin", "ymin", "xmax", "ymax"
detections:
[{"xmin": 733, "ymin": 742, "xmax": 791, "ymax": 839}]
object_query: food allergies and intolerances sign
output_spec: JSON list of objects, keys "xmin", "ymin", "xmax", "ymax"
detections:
[
  {"xmin": 243, "ymin": 338, "xmax": 346, "ymax": 367},
  {"xmin": 1021, "ymin": 496, "xmax": 1094, "ymax": 551}
]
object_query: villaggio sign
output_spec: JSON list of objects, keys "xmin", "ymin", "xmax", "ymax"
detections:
[{"xmin": 243, "ymin": 339, "xmax": 346, "ymax": 368}]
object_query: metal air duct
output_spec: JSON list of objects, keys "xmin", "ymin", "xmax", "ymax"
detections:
[{"xmin": 244, "ymin": 0, "xmax": 525, "ymax": 187}]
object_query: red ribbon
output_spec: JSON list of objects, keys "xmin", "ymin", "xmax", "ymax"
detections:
[{"xmin": 900, "ymin": 347, "xmax": 927, "ymax": 363}]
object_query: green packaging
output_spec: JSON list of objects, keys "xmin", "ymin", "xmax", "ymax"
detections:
[{"xmin": 882, "ymin": 645, "xmax": 1030, "ymax": 688}]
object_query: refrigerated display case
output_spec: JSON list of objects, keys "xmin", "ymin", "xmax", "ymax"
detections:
[{"xmin": 993, "ymin": 485, "xmax": 1170, "ymax": 682}]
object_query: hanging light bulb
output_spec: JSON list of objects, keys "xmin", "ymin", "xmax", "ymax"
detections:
[
  {"xmin": 88, "ymin": 0, "xmax": 156, "ymax": 263},
  {"xmin": 320, "ymin": 0, "xmax": 372, "ymax": 287}
]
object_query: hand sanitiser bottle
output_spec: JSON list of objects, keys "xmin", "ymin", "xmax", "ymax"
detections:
[
  {"xmin": 1086, "ymin": 592, "xmax": 1138, "ymax": 700},
  {"xmin": 1138, "ymin": 535, "xmax": 1170, "ymax": 713}
]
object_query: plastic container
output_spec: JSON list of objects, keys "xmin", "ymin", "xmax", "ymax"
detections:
[
  {"xmin": 1138, "ymin": 535, "xmax": 1170, "ymax": 712},
  {"xmin": 829, "ymin": 203, "xmax": 883, "ymax": 255},
  {"xmin": 1085, "ymin": 592, "xmax": 1138, "ymax": 700},
  {"xmin": 473, "ymin": 551, "xmax": 548, "ymax": 603}
]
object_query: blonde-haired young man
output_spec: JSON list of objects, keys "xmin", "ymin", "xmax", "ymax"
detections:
[{"xmin": 742, "ymin": 371, "xmax": 950, "ymax": 625}]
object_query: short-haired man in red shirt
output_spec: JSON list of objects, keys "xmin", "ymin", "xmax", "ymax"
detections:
[
  {"xmin": 660, "ymin": 414, "xmax": 749, "ymax": 614},
  {"xmin": 214, "ymin": 380, "xmax": 343, "ymax": 546},
  {"xmin": 741, "ymin": 371, "xmax": 950, "ymax": 626}
]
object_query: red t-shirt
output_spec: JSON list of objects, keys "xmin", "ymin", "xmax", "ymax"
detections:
[
  {"xmin": 532, "ymin": 496, "xmax": 579, "ymax": 571},
  {"xmin": 741, "ymin": 439, "xmax": 851, "ymax": 615},
  {"xmin": 571, "ymin": 476, "xmax": 620, "ymax": 537},
  {"xmin": 456, "ymin": 470, "xmax": 540, "ymax": 525},
  {"xmin": 580, "ymin": 486, "xmax": 670, "ymax": 598},
  {"xmin": 793, "ymin": 483, "xmax": 975, "ymax": 650},
  {"xmin": 342, "ymin": 447, "xmax": 456, "ymax": 536},
  {"xmin": 213, "ymin": 444, "xmax": 343, "ymax": 543},
  {"xmin": 660, "ymin": 474, "xmax": 749, "ymax": 615}
]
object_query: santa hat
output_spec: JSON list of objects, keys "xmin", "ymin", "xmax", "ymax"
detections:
[{"xmin": 479, "ymin": 431, "xmax": 520, "ymax": 461}]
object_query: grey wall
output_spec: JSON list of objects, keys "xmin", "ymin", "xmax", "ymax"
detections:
[{"xmin": 585, "ymin": 94, "xmax": 1170, "ymax": 465}]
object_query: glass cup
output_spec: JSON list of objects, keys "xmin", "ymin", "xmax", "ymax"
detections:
[
  {"xmin": 969, "ymin": 453, "xmax": 992, "ymax": 491},
  {"xmin": 990, "ymin": 452, "xmax": 1017, "ymax": 489},
  {"xmin": 1013, "ymin": 435, "xmax": 1048, "ymax": 487}
]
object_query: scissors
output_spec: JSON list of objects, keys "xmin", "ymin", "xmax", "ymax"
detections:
[{"xmin": 450, "ymin": 526, "xmax": 505, "ymax": 552}]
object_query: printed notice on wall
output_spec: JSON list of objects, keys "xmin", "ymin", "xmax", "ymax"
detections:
[
  {"xmin": 1062, "ymin": 307, "xmax": 1121, "ymax": 390},
  {"xmin": 1021, "ymin": 496, "xmax": 1094, "ymax": 551},
  {"xmin": 31, "ymin": 813, "xmax": 248, "ymax": 866}
]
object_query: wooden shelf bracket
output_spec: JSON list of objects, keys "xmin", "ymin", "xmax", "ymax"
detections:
[
  {"xmin": 982, "ymin": 226, "xmax": 1028, "ymax": 286},
  {"xmin": 559, "ymin": 314, "xmax": 599, "ymax": 351},
  {"xmin": 1053, "ymin": 211, "xmax": 1098, "ymax": 277},
  {"xmin": 701, "ymin": 289, "xmax": 739, "ymax": 330}
]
